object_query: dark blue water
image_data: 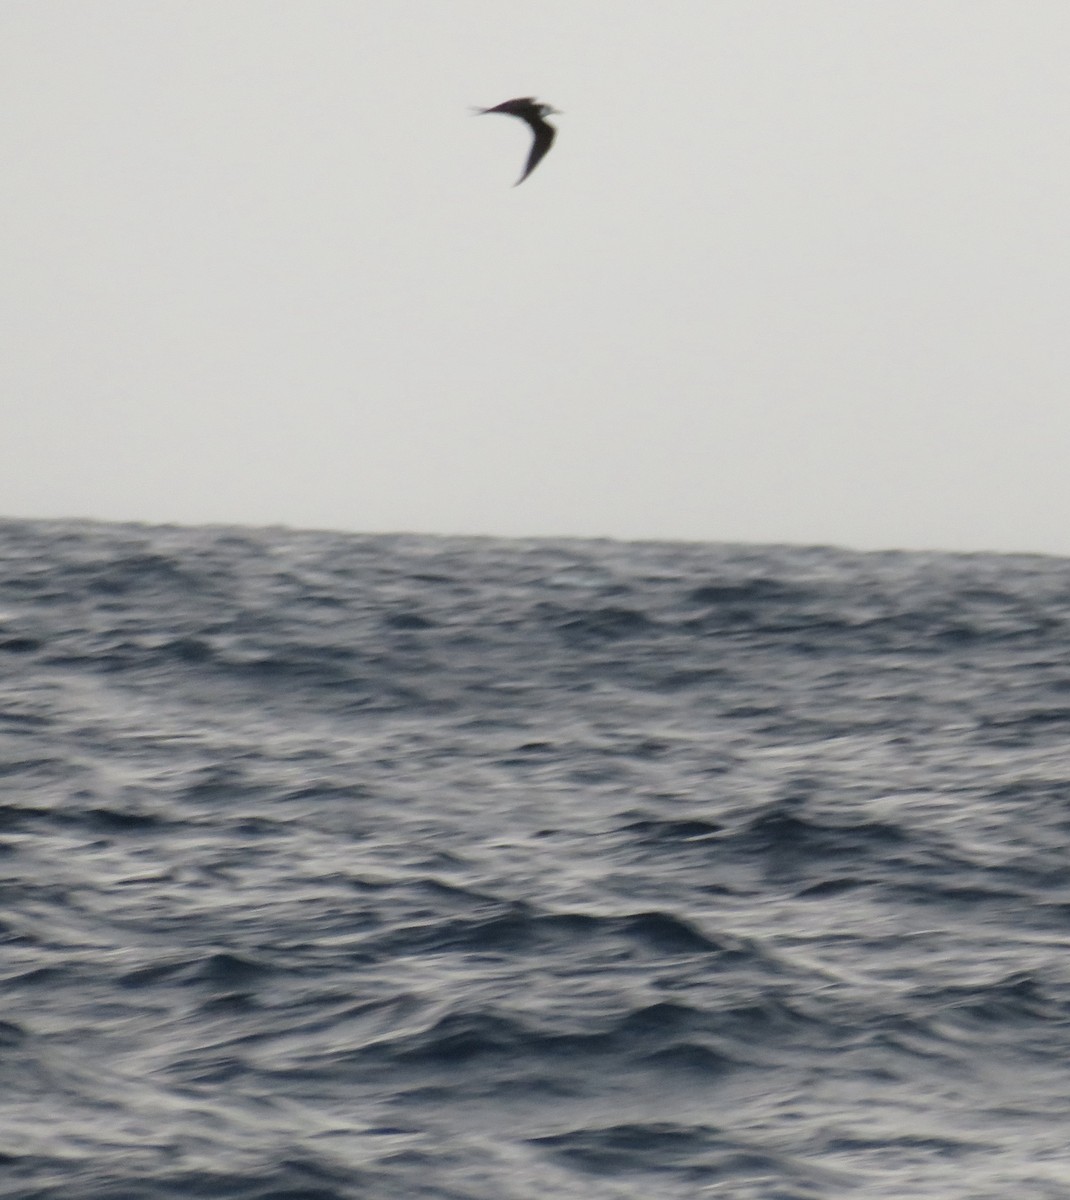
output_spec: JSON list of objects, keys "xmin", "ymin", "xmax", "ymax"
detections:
[{"xmin": 2, "ymin": 517, "xmax": 1070, "ymax": 1199}]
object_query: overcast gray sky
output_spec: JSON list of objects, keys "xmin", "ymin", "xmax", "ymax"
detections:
[{"xmin": 4, "ymin": 2, "xmax": 1069, "ymax": 553}]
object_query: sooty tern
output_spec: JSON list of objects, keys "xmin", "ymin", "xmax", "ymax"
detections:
[{"xmin": 476, "ymin": 97, "xmax": 559, "ymax": 185}]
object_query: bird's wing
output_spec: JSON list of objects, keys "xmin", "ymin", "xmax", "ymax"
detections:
[{"xmin": 516, "ymin": 121, "xmax": 556, "ymax": 186}]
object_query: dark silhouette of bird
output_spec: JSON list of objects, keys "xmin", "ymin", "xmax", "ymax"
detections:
[{"xmin": 475, "ymin": 97, "xmax": 559, "ymax": 185}]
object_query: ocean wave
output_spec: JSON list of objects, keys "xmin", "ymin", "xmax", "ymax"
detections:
[{"xmin": 3, "ymin": 518, "xmax": 1070, "ymax": 1197}]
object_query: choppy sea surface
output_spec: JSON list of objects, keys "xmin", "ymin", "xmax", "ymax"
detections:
[{"xmin": 3, "ymin": 518, "xmax": 1070, "ymax": 1199}]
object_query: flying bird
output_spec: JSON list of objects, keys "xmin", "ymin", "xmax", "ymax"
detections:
[{"xmin": 475, "ymin": 97, "xmax": 559, "ymax": 186}]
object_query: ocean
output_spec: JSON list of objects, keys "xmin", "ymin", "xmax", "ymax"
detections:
[{"xmin": 1, "ymin": 517, "xmax": 1069, "ymax": 1199}]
